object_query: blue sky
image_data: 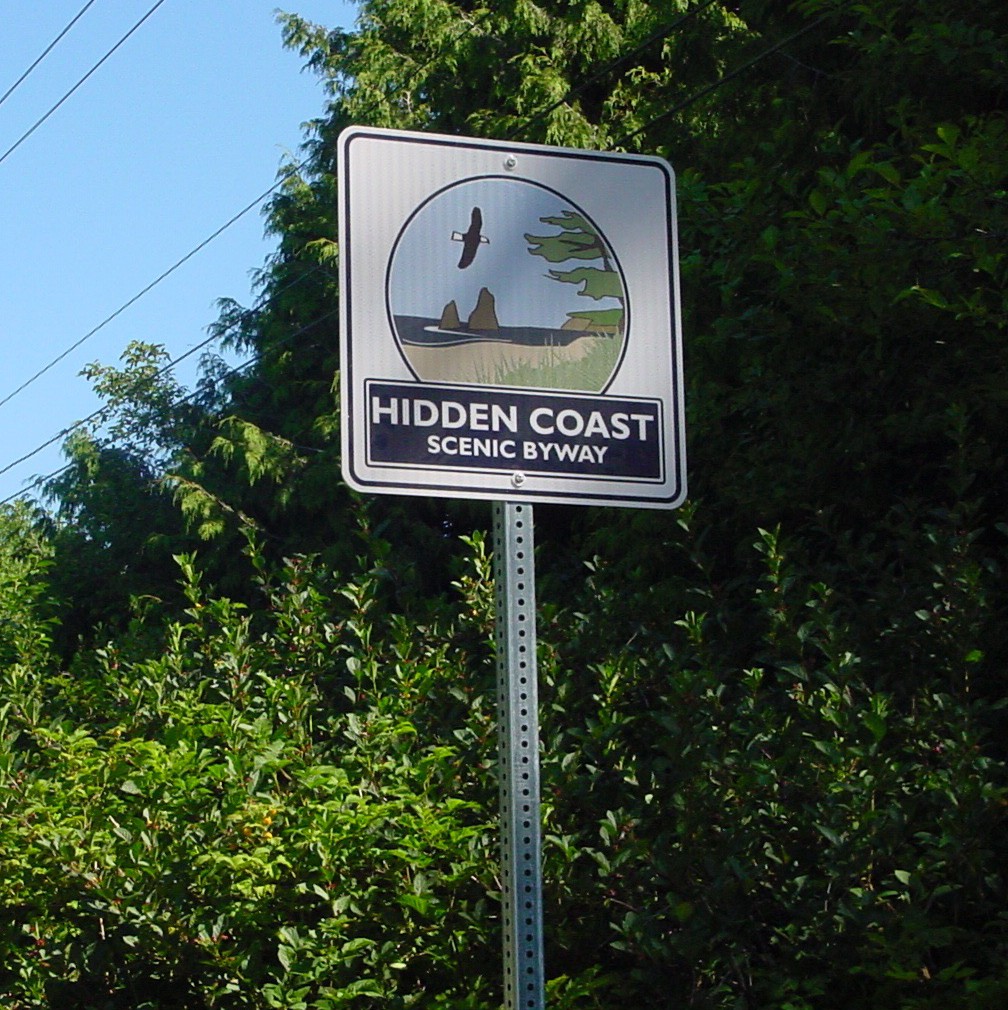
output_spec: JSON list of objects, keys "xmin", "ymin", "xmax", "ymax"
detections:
[{"xmin": 0, "ymin": 0, "xmax": 355, "ymax": 504}]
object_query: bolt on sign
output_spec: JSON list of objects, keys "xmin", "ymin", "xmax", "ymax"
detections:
[{"xmin": 337, "ymin": 127, "xmax": 686, "ymax": 509}]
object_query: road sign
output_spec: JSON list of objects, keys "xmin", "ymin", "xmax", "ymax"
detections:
[{"xmin": 338, "ymin": 126, "xmax": 686, "ymax": 509}]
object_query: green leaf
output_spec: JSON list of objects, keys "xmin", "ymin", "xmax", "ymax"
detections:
[
  {"xmin": 338, "ymin": 979, "xmax": 383, "ymax": 998},
  {"xmin": 863, "ymin": 711, "xmax": 887, "ymax": 742},
  {"xmin": 278, "ymin": 944, "xmax": 295, "ymax": 971},
  {"xmin": 815, "ymin": 824, "xmax": 843, "ymax": 846},
  {"xmin": 340, "ymin": 937, "xmax": 375, "ymax": 957},
  {"xmin": 873, "ymin": 161, "xmax": 901, "ymax": 185}
]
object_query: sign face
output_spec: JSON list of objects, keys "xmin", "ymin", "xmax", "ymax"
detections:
[{"xmin": 337, "ymin": 126, "xmax": 686, "ymax": 508}]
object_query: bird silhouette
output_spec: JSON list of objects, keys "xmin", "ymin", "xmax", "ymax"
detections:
[{"xmin": 450, "ymin": 206, "xmax": 489, "ymax": 268}]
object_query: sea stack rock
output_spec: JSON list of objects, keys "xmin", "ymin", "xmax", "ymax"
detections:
[
  {"xmin": 439, "ymin": 300, "xmax": 462, "ymax": 330},
  {"xmin": 467, "ymin": 287, "xmax": 499, "ymax": 331}
]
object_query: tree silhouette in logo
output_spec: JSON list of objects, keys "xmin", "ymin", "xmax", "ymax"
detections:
[{"xmin": 524, "ymin": 211, "xmax": 625, "ymax": 336}]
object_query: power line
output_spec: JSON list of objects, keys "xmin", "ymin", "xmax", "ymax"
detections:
[
  {"xmin": 0, "ymin": 0, "xmax": 169, "ymax": 169},
  {"xmin": 0, "ymin": 5, "xmax": 484, "ymax": 416},
  {"xmin": 0, "ymin": 159, "xmax": 308, "ymax": 414},
  {"xmin": 0, "ymin": 8, "xmax": 486, "ymax": 495},
  {"xmin": 506, "ymin": 0, "xmax": 722, "ymax": 142},
  {"xmin": 0, "ymin": 261, "xmax": 326, "ymax": 486},
  {"xmin": 614, "ymin": 15, "xmax": 831, "ymax": 148},
  {"xmin": 0, "ymin": 0, "xmax": 100, "ymax": 110},
  {"xmin": 0, "ymin": 333, "xmax": 218, "ymax": 484},
  {"xmin": 0, "ymin": 260, "xmax": 327, "ymax": 492},
  {"xmin": 0, "ymin": 305, "xmax": 340, "ymax": 507}
]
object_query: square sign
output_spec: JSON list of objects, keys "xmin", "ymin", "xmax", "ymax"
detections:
[{"xmin": 337, "ymin": 126, "xmax": 686, "ymax": 509}]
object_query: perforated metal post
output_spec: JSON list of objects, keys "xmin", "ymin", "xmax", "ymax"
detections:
[{"xmin": 493, "ymin": 501, "xmax": 545, "ymax": 1010}]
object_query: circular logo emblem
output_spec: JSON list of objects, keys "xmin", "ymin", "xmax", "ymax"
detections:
[{"xmin": 386, "ymin": 176, "xmax": 628, "ymax": 393}]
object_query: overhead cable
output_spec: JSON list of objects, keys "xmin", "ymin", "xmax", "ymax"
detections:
[
  {"xmin": 0, "ymin": 261, "xmax": 326, "ymax": 484},
  {"xmin": 0, "ymin": 305, "xmax": 340, "ymax": 507},
  {"xmin": 507, "ymin": 0, "xmax": 722, "ymax": 141},
  {"xmin": 0, "ymin": 159, "xmax": 308, "ymax": 413},
  {"xmin": 615, "ymin": 15, "xmax": 831, "ymax": 148},
  {"xmin": 0, "ymin": 0, "xmax": 100, "ymax": 110},
  {"xmin": 0, "ymin": 0, "xmax": 169, "ymax": 168},
  {"xmin": 0, "ymin": 7, "xmax": 488, "ymax": 492},
  {"xmin": 0, "ymin": 6, "xmax": 486, "ymax": 421}
]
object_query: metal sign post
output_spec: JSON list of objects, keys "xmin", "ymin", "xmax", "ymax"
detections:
[{"xmin": 493, "ymin": 501, "xmax": 545, "ymax": 1010}]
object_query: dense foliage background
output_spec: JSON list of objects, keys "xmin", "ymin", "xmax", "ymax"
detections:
[{"xmin": 2, "ymin": 1, "xmax": 1006, "ymax": 1007}]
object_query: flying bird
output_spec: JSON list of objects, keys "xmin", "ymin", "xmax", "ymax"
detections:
[{"xmin": 451, "ymin": 206, "xmax": 489, "ymax": 268}]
